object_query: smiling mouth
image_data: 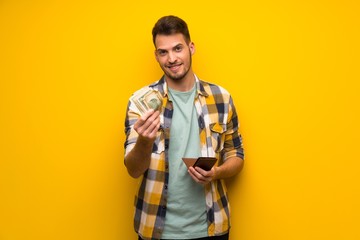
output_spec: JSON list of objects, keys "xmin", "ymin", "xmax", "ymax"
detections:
[{"xmin": 167, "ymin": 64, "xmax": 182, "ymax": 71}]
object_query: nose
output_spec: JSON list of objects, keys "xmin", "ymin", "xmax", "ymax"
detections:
[{"xmin": 168, "ymin": 52, "xmax": 176, "ymax": 64}]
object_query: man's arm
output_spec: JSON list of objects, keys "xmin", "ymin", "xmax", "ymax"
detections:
[
  {"xmin": 188, "ymin": 93, "xmax": 244, "ymax": 184},
  {"xmin": 124, "ymin": 110, "xmax": 160, "ymax": 178},
  {"xmin": 213, "ymin": 156, "xmax": 244, "ymax": 180}
]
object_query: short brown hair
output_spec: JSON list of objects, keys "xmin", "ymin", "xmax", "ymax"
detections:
[{"xmin": 152, "ymin": 15, "xmax": 191, "ymax": 45}]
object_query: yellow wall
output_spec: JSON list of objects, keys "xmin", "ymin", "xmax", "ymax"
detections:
[{"xmin": 1, "ymin": 1, "xmax": 359, "ymax": 239}]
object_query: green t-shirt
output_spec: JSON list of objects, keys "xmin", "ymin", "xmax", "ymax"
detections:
[{"xmin": 161, "ymin": 84, "xmax": 208, "ymax": 239}]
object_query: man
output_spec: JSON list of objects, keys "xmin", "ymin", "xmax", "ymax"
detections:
[{"xmin": 124, "ymin": 15, "xmax": 244, "ymax": 240}]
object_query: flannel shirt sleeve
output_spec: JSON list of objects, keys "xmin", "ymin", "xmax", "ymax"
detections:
[
  {"xmin": 221, "ymin": 96, "xmax": 244, "ymax": 161},
  {"xmin": 124, "ymin": 100, "xmax": 141, "ymax": 157}
]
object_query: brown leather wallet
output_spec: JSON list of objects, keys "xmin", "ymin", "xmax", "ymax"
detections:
[{"xmin": 182, "ymin": 157, "xmax": 217, "ymax": 171}]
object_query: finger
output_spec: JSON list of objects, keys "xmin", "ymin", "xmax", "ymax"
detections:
[
  {"xmin": 195, "ymin": 168, "xmax": 212, "ymax": 183},
  {"xmin": 135, "ymin": 110, "xmax": 160, "ymax": 136},
  {"xmin": 142, "ymin": 109, "xmax": 155, "ymax": 120},
  {"xmin": 142, "ymin": 122, "xmax": 159, "ymax": 139},
  {"xmin": 194, "ymin": 167, "xmax": 208, "ymax": 176},
  {"xmin": 140, "ymin": 110, "xmax": 160, "ymax": 130},
  {"xmin": 134, "ymin": 110, "xmax": 155, "ymax": 129},
  {"xmin": 148, "ymin": 121, "xmax": 161, "ymax": 139},
  {"xmin": 188, "ymin": 167, "xmax": 210, "ymax": 184},
  {"xmin": 188, "ymin": 168, "xmax": 203, "ymax": 183},
  {"xmin": 141, "ymin": 113, "xmax": 160, "ymax": 137}
]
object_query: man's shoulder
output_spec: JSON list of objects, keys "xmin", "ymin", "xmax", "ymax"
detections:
[
  {"xmin": 132, "ymin": 78, "xmax": 165, "ymax": 95},
  {"xmin": 198, "ymin": 79, "xmax": 231, "ymax": 97},
  {"xmin": 149, "ymin": 77, "xmax": 165, "ymax": 88}
]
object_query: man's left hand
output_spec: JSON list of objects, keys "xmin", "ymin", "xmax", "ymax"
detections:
[{"xmin": 188, "ymin": 166, "xmax": 216, "ymax": 185}]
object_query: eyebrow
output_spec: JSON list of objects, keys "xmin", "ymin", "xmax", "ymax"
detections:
[
  {"xmin": 173, "ymin": 43, "xmax": 183, "ymax": 49},
  {"xmin": 156, "ymin": 43, "xmax": 184, "ymax": 52}
]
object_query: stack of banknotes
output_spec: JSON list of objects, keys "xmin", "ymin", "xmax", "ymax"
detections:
[{"xmin": 130, "ymin": 87, "xmax": 163, "ymax": 115}]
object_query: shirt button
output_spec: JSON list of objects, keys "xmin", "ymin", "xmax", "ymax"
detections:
[
  {"xmin": 162, "ymin": 206, "xmax": 166, "ymax": 209},
  {"xmin": 164, "ymin": 185, "xmax": 168, "ymax": 189},
  {"xmin": 199, "ymin": 118, "xmax": 205, "ymax": 129}
]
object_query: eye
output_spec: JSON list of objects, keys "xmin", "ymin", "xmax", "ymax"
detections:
[
  {"xmin": 174, "ymin": 45, "xmax": 183, "ymax": 52},
  {"xmin": 157, "ymin": 50, "xmax": 167, "ymax": 56}
]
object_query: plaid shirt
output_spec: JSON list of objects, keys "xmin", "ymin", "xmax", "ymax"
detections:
[{"xmin": 124, "ymin": 76, "xmax": 244, "ymax": 240}]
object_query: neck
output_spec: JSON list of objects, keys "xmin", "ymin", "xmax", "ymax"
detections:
[{"xmin": 165, "ymin": 71, "xmax": 195, "ymax": 92}]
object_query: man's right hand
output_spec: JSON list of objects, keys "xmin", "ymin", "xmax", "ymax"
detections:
[
  {"xmin": 125, "ymin": 109, "xmax": 161, "ymax": 178},
  {"xmin": 134, "ymin": 109, "xmax": 161, "ymax": 142}
]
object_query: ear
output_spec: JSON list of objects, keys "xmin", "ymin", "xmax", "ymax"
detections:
[{"xmin": 189, "ymin": 42, "xmax": 195, "ymax": 55}]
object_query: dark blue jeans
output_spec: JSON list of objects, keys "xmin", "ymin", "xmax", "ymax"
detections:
[{"xmin": 138, "ymin": 232, "xmax": 229, "ymax": 240}]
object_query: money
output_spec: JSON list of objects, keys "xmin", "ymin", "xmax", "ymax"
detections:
[{"xmin": 130, "ymin": 87, "xmax": 163, "ymax": 115}]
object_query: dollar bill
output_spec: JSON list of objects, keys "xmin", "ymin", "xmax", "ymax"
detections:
[{"xmin": 130, "ymin": 87, "xmax": 163, "ymax": 115}]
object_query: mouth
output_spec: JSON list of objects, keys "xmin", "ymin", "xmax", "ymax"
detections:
[{"xmin": 167, "ymin": 63, "xmax": 182, "ymax": 72}]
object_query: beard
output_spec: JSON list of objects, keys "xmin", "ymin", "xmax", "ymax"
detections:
[
  {"xmin": 162, "ymin": 51, "xmax": 192, "ymax": 82},
  {"xmin": 165, "ymin": 65, "xmax": 190, "ymax": 81}
]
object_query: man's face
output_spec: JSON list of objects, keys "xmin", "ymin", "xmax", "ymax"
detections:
[{"xmin": 154, "ymin": 33, "xmax": 195, "ymax": 82}]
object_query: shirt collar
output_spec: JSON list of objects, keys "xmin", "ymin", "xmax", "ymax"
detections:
[{"xmin": 155, "ymin": 74, "xmax": 209, "ymax": 98}]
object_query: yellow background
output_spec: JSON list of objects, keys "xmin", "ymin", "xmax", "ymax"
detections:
[{"xmin": 1, "ymin": 0, "xmax": 359, "ymax": 239}]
